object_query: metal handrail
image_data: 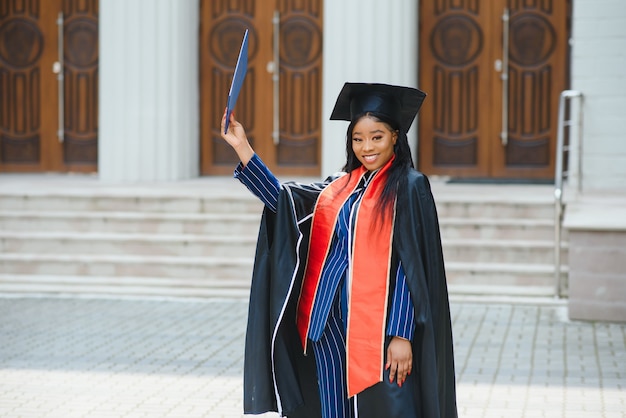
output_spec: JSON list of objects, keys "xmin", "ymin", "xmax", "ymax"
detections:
[
  {"xmin": 500, "ymin": 8, "xmax": 510, "ymax": 146},
  {"xmin": 272, "ymin": 10, "xmax": 280, "ymax": 145},
  {"xmin": 554, "ymin": 90, "xmax": 583, "ymax": 298},
  {"xmin": 54, "ymin": 12, "xmax": 65, "ymax": 142}
]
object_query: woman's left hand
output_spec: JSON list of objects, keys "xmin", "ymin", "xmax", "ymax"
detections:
[{"xmin": 386, "ymin": 336, "xmax": 413, "ymax": 387}]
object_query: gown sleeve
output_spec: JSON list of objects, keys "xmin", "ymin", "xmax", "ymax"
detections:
[
  {"xmin": 386, "ymin": 262, "xmax": 416, "ymax": 341},
  {"xmin": 234, "ymin": 153, "xmax": 281, "ymax": 213}
]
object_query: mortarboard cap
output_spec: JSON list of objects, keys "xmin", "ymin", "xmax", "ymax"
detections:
[{"xmin": 330, "ymin": 83, "xmax": 426, "ymax": 133}]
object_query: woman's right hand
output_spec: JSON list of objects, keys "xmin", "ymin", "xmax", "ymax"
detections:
[{"xmin": 220, "ymin": 109, "xmax": 254, "ymax": 166}]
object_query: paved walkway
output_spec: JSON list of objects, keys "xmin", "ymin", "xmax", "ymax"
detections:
[{"xmin": 0, "ymin": 295, "xmax": 623, "ymax": 418}]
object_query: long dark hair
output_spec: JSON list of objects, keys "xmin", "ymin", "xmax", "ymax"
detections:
[{"xmin": 342, "ymin": 112, "xmax": 413, "ymax": 221}]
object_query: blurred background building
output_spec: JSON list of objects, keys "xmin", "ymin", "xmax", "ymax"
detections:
[{"xmin": 1, "ymin": 0, "xmax": 624, "ymax": 321}]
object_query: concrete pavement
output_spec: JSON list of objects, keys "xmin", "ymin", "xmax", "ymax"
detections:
[{"xmin": 0, "ymin": 294, "xmax": 623, "ymax": 417}]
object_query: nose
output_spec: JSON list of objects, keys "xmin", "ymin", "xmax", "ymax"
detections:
[{"xmin": 362, "ymin": 139, "xmax": 374, "ymax": 151}]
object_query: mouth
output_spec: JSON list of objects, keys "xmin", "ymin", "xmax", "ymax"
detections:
[{"xmin": 363, "ymin": 154, "xmax": 379, "ymax": 163}]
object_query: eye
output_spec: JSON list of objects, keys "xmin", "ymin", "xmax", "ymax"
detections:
[
  {"xmin": 352, "ymin": 137, "xmax": 362, "ymax": 142},
  {"xmin": 373, "ymin": 136, "xmax": 382, "ymax": 141}
]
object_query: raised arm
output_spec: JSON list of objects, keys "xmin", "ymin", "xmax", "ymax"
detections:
[
  {"xmin": 220, "ymin": 109, "xmax": 254, "ymax": 167},
  {"xmin": 220, "ymin": 109, "xmax": 281, "ymax": 212}
]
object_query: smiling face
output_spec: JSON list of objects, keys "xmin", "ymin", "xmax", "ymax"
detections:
[{"xmin": 351, "ymin": 115, "xmax": 398, "ymax": 171}]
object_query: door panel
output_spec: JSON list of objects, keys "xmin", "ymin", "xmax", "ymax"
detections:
[
  {"xmin": 493, "ymin": 0, "xmax": 568, "ymax": 178},
  {"xmin": 418, "ymin": 1, "xmax": 492, "ymax": 177},
  {"xmin": 274, "ymin": 2, "xmax": 322, "ymax": 174},
  {"xmin": 0, "ymin": 0, "xmax": 55, "ymax": 171},
  {"xmin": 200, "ymin": 1, "xmax": 273, "ymax": 175},
  {"xmin": 419, "ymin": 0, "xmax": 570, "ymax": 179},
  {"xmin": 61, "ymin": 0, "xmax": 98, "ymax": 170},
  {"xmin": 200, "ymin": 0, "xmax": 322, "ymax": 176},
  {"xmin": 0, "ymin": 0, "xmax": 98, "ymax": 173}
]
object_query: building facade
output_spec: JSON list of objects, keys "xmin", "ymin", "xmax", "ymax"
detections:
[
  {"xmin": 1, "ymin": 0, "xmax": 625, "ymax": 320},
  {"xmin": 564, "ymin": 0, "xmax": 626, "ymax": 322},
  {"xmin": 2, "ymin": 0, "xmax": 592, "ymax": 183}
]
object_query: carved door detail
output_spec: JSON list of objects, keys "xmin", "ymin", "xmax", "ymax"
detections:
[
  {"xmin": 0, "ymin": 0, "xmax": 98, "ymax": 173},
  {"xmin": 419, "ymin": 0, "xmax": 570, "ymax": 179},
  {"xmin": 61, "ymin": 0, "xmax": 99, "ymax": 170},
  {"xmin": 200, "ymin": 0, "xmax": 323, "ymax": 176}
]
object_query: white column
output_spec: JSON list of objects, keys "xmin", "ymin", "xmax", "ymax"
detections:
[
  {"xmin": 99, "ymin": 0, "xmax": 199, "ymax": 182},
  {"xmin": 322, "ymin": 0, "xmax": 419, "ymax": 175},
  {"xmin": 571, "ymin": 0, "xmax": 626, "ymax": 191}
]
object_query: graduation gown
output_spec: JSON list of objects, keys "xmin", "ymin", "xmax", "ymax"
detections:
[{"xmin": 242, "ymin": 169, "xmax": 457, "ymax": 418}]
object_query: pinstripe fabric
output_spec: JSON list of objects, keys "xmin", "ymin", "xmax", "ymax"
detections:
[
  {"xmin": 312, "ymin": 296, "xmax": 353, "ymax": 418},
  {"xmin": 308, "ymin": 184, "xmax": 362, "ymax": 341},
  {"xmin": 234, "ymin": 155, "xmax": 281, "ymax": 212},
  {"xmin": 387, "ymin": 263, "xmax": 416, "ymax": 340},
  {"xmin": 235, "ymin": 154, "xmax": 415, "ymax": 416}
]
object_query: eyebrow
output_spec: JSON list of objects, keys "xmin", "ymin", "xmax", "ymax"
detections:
[{"xmin": 352, "ymin": 129, "xmax": 386, "ymax": 136}]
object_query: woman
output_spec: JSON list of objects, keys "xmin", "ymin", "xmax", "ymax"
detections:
[{"xmin": 221, "ymin": 83, "xmax": 457, "ymax": 418}]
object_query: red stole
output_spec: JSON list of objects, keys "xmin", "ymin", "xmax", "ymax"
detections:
[{"xmin": 296, "ymin": 157, "xmax": 395, "ymax": 397}]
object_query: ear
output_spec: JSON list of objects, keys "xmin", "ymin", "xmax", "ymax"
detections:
[{"xmin": 393, "ymin": 130, "xmax": 399, "ymax": 145}]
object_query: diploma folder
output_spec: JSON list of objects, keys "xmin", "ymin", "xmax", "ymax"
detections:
[{"xmin": 224, "ymin": 29, "xmax": 249, "ymax": 133}]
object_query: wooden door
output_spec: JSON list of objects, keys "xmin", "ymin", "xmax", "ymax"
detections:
[
  {"xmin": 418, "ymin": 0, "xmax": 570, "ymax": 180},
  {"xmin": 0, "ymin": 0, "xmax": 98, "ymax": 173},
  {"xmin": 200, "ymin": 0, "xmax": 323, "ymax": 176},
  {"xmin": 60, "ymin": 0, "xmax": 99, "ymax": 172}
]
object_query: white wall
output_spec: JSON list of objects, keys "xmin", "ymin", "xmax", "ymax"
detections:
[
  {"xmin": 321, "ymin": 0, "xmax": 419, "ymax": 176},
  {"xmin": 99, "ymin": 0, "xmax": 199, "ymax": 182},
  {"xmin": 572, "ymin": 0, "xmax": 626, "ymax": 191}
]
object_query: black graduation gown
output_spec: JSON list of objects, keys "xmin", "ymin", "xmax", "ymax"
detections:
[{"xmin": 242, "ymin": 170, "xmax": 457, "ymax": 418}]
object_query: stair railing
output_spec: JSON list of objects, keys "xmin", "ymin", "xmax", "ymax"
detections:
[{"xmin": 554, "ymin": 90, "xmax": 584, "ymax": 298}]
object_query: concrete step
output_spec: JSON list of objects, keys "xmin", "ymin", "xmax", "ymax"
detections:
[
  {"xmin": 435, "ymin": 200, "xmax": 554, "ymax": 219},
  {"xmin": 441, "ymin": 239, "xmax": 568, "ymax": 265},
  {"xmin": 0, "ymin": 193, "xmax": 263, "ymax": 214},
  {"xmin": 0, "ymin": 232, "xmax": 257, "ymax": 257},
  {"xmin": 0, "ymin": 261, "xmax": 566, "ymax": 298},
  {"xmin": 0, "ymin": 190, "xmax": 553, "ymax": 219},
  {"xmin": 439, "ymin": 217, "xmax": 564, "ymax": 241},
  {"xmin": 0, "ymin": 233, "xmax": 565, "ymax": 265},
  {"xmin": 0, "ymin": 253, "xmax": 253, "ymax": 280},
  {"xmin": 0, "ymin": 211, "xmax": 558, "ymax": 242},
  {"xmin": 0, "ymin": 211, "xmax": 262, "ymax": 235},
  {"xmin": 447, "ymin": 283, "xmax": 557, "ymax": 298},
  {"xmin": 0, "ymin": 274, "xmax": 250, "ymax": 298},
  {"xmin": 0, "ymin": 180, "xmax": 568, "ymax": 297},
  {"xmin": 445, "ymin": 261, "xmax": 568, "ymax": 290}
]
